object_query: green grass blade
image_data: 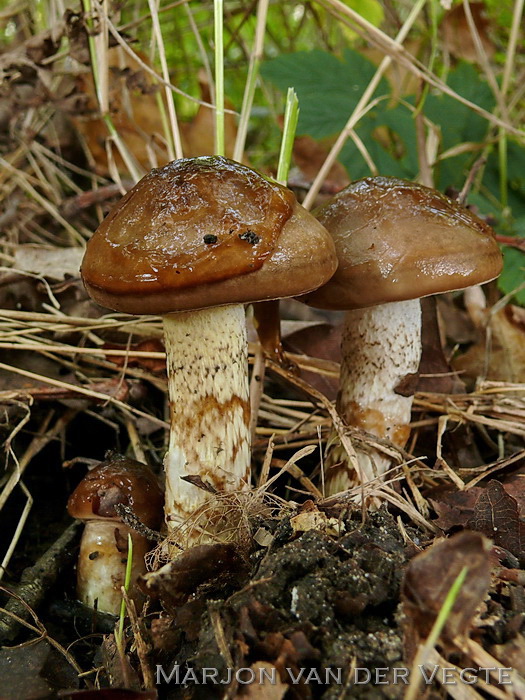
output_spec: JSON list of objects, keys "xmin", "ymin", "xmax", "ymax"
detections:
[
  {"xmin": 115, "ymin": 533, "xmax": 134, "ymax": 648},
  {"xmin": 276, "ymin": 88, "xmax": 299, "ymax": 186},
  {"xmin": 405, "ymin": 565, "xmax": 468, "ymax": 700}
]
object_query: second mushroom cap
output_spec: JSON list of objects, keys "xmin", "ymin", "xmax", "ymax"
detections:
[{"xmin": 302, "ymin": 176, "xmax": 503, "ymax": 310}]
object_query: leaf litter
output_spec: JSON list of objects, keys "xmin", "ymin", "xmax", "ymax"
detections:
[{"xmin": 1, "ymin": 1, "xmax": 525, "ymax": 699}]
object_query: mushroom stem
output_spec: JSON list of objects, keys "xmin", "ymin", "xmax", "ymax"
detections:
[
  {"xmin": 326, "ymin": 299, "xmax": 421, "ymax": 494},
  {"xmin": 162, "ymin": 304, "xmax": 250, "ymax": 527},
  {"xmin": 253, "ymin": 300, "xmax": 296, "ymax": 371},
  {"xmin": 77, "ymin": 521, "xmax": 149, "ymax": 614},
  {"xmin": 253, "ymin": 300, "xmax": 286, "ymax": 364}
]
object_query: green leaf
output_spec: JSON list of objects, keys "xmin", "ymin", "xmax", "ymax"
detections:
[
  {"xmin": 427, "ymin": 63, "xmax": 495, "ymax": 148},
  {"xmin": 424, "ymin": 63, "xmax": 495, "ymax": 189},
  {"xmin": 338, "ymin": 102, "xmax": 419, "ymax": 179},
  {"xmin": 498, "ymin": 217, "xmax": 525, "ymax": 304},
  {"xmin": 261, "ymin": 49, "xmax": 389, "ymax": 139},
  {"xmin": 483, "ymin": 141, "xmax": 525, "ymax": 220},
  {"xmin": 346, "ymin": 0, "xmax": 384, "ymax": 26},
  {"xmin": 339, "ymin": 0, "xmax": 384, "ymax": 40}
]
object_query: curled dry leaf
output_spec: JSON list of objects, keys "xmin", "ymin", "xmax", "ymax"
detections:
[{"xmin": 402, "ymin": 531, "xmax": 492, "ymax": 660}]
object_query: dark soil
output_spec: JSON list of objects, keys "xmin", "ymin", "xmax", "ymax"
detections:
[{"xmin": 152, "ymin": 508, "xmax": 412, "ymax": 699}]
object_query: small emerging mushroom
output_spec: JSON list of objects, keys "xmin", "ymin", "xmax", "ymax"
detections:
[
  {"xmin": 67, "ymin": 455, "xmax": 163, "ymax": 614},
  {"xmin": 301, "ymin": 176, "xmax": 502, "ymax": 494},
  {"xmin": 81, "ymin": 156, "xmax": 337, "ymax": 531}
]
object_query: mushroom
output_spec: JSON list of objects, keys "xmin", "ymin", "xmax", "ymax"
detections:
[
  {"xmin": 301, "ymin": 176, "xmax": 502, "ymax": 494},
  {"xmin": 81, "ymin": 156, "xmax": 337, "ymax": 530},
  {"xmin": 67, "ymin": 454, "xmax": 163, "ymax": 614}
]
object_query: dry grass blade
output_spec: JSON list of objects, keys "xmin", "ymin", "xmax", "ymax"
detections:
[
  {"xmin": 120, "ymin": 590, "xmax": 156, "ymax": 689},
  {"xmin": 414, "ymin": 386, "xmax": 525, "ymax": 440},
  {"xmin": 266, "ymin": 359, "xmax": 366, "ymax": 484},
  {"xmin": 147, "ymin": 0, "xmax": 183, "ymax": 159},
  {"xmin": 303, "ymin": 0, "xmax": 427, "ymax": 208},
  {"xmin": 0, "ymin": 361, "xmax": 168, "ymax": 429},
  {"xmin": 319, "ymin": 0, "xmax": 524, "ymax": 138},
  {"xmin": 154, "ymin": 487, "xmax": 292, "ymax": 563},
  {"xmin": 462, "ymin": 638, "xmax": 525, "ymax": 697},
  {"xmin": 258, "ymin": 443, "xmax": 318, "ymax": 491},
  {"xmin": 420, "ymin": 648, "xmax": 490, "ymax": 700},
  {"xmin": 0, "ymin": 157, "xmax": 84, "ymax": 245}
]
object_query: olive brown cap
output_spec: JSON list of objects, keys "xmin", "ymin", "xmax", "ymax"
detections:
[
  {"xmin": 82, "ymin": 156, "xmax": 337, "ymax": 315},
  {"xmin": 303, "ymin": 176, "xmax": 502, "ymax": 311}
]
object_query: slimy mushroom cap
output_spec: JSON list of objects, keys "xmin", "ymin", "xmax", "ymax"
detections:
[
  {"xmin": 303, "ymin": 176, "xmax": 502, "ymax": 311},
  {"xmin": 82, "ymin": 156, "xmax": 337, "ymax": 314},
  {"xmin": 67, "ymin": 455, "xmax": 163, "ymax": 530}
]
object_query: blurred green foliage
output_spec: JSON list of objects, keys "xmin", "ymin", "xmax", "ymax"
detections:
[{"xmin": 262, "ymin": 48, "xmax": 525, "ymax": 303}]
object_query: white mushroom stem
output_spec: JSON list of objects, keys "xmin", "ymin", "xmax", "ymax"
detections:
[
  {"xmin": 326, "ymin": 299, "xmax": 421, "ymax": 494},
  {"xmin": 77, "ymin": 521, "xmax": 149, "ymax": 614},
  {"xmin": 162, "ymin": 304, "xmax": 250, "ymax": 528}
]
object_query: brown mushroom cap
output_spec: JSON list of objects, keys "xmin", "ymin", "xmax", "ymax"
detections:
[
  {"xmin": 302, "ymin": 176, "xmax": 503, "ymax": 311},
  {"xmin": 67, "ymin": 455, "xmax": 163, "ymax": 529},
  {"xmin": 82, "ymin": 156, "xmax": 337, "ymax": 314}
]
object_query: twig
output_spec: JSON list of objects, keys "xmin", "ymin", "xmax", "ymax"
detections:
[
  {"xmin": 121, "ymin": 589, "xmax": 156, "ymax": 689},
  {"xmin": 0, "ymin": 521, "xmax": 82, "ymax": 643}
]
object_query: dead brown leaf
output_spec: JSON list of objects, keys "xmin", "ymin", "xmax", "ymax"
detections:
[
  {"xmin": 467, "ymin": 480, "xmax": 525, "ymax": 563},
  {"xmin": 139, "ymin": 543, "xmax": 248, "ymax": 613},
  {"xmin": 103, "ymin": 339, "xmax": 166, "ymax": 375},
  {"xmin": 291, "ymin": 135, "xmax": 350, "ymax": 196},
  {"xmin": 402, "ymin": 531, "xmax": 492, "ymax": 660},
  {"xmin": 12, "ymin": 245, "xmax": 83, "ymax": 281},
  {"xmin": 72, "ymin": 46, "xmax": 168, "ymax": 175},
  {"xmin": 413, "ymin": 297, "xmax": 465, "ymax": 395},
  {"xmin": 453, "ymin": 306, "xmax": 525, "ymax": 385},
  {"xmin": 149, "ymin": 614, "xmax": 180, "ymax": 652},
  {"xmin": 430, "ymin": 487, "xmax": 484, "ymax": 531},
  {"xmin": 180, "ymin": 71, "xmax": 237, "ymax": 160},
  {"xmin": 441, "ymin": 2, "xmax": 495, "ymax": 63},
  {"xmin": 503, "ymin": 472, "xmax": 525, "ymax": 518},
  {"xmin": 0, "ymin": 639, "xmax": 82, "ymax": 699},
  {"xmin": 283, "ymin": 322, "xmax": 341, "ymax": 399}
]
